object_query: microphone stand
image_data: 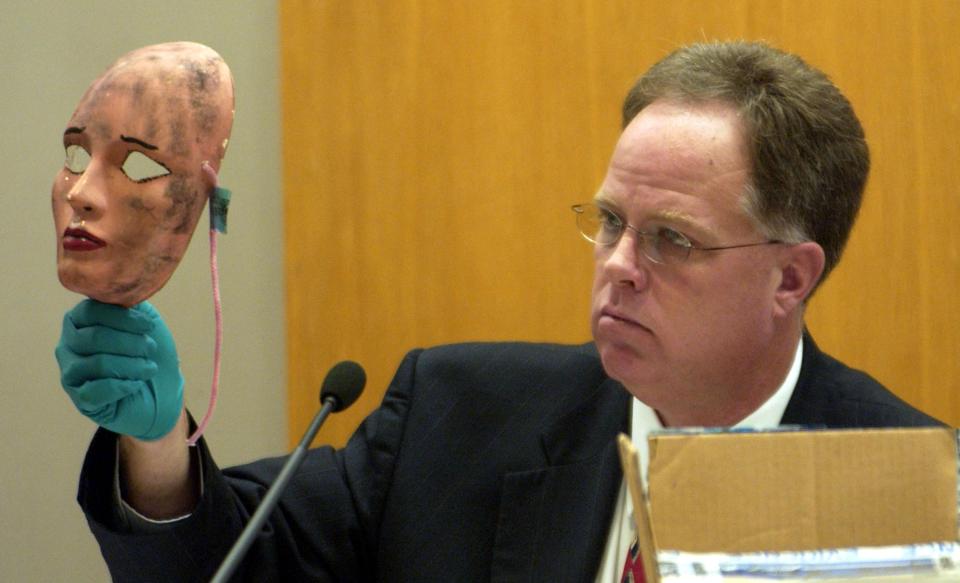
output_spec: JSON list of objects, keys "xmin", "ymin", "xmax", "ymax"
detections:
[{"xmin": 209, "ymin": 395, "xmax": 340, "ymax": 583}]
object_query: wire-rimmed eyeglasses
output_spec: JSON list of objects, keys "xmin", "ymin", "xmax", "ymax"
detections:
[{"xmin": 572, "ymin": 203, "xmax": 782, "ymax": 265}]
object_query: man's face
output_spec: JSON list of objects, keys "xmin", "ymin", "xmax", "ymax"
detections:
[
  {"xmin": 52, "ymin": 43, "xmax": 232, "ymax": 307},
  {"xmin": 590, "ymin": 100, "xmax": 785, "ymax": 424}
]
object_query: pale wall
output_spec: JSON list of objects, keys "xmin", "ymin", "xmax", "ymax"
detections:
[{"xmin": 0, "ymin": 3, "xmax": 284, "ymax": 581}]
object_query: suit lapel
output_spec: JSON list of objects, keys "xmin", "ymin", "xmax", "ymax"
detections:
[{"xmin": 490, "ymin": 379, "xmax": 629, "ymax": 582}]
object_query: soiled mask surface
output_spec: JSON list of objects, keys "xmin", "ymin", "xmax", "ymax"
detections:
[{"xmin": 52, "ymin": 42, "xmax": 234, "ymax": 307}]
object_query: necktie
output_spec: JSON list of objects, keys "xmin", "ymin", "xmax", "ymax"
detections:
[{"xmin": 619, "ymin": 537, "xmax": 646, "ymax": 583}]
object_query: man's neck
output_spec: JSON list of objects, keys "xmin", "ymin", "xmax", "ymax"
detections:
[{"xmin": 657, "ymin": 323, "xmax": 804, "ymax": 427}]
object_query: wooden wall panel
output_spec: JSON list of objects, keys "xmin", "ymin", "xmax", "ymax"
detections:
[{"xmin": 280, "ymin": 0, "xmax": 960, "ymax": 447}]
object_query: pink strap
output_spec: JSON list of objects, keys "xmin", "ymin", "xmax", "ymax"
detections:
[{"xmin": 187, "ymin": 163, "xmax": 225, "ymax": 446}]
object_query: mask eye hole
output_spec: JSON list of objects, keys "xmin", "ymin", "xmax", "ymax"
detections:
[
  {"xmin": 122, "ymin": 151, "xmax": 171, "ymax": 183},
  {"xmin": 64, "ymin": 144, "xmax": 91, "ymax": 174}
]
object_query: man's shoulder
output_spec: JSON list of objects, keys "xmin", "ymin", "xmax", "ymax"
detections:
[
  {"xmin": 418, "ymin": 340, "xmax": 599, "ymax": 366},
  {"xmin": 785, "ymin": 334, "xmax": 944, "ymax": 428},
  {"xmin": 403, "ymin": 341, "xmax": 613, "ymax": 405},
  {"xmin": 413, "ymin": 340, "xmax": 604, "ymax": 385}
]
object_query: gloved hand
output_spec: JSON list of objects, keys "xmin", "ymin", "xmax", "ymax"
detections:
[{"xmin": 56, "ymin": 299, "xmax": 184, "ymax": 440}]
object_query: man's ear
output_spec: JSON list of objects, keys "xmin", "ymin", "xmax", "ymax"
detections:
[{"xmin": 774, "ymin": 241, "xmax": 825, "ymax": 317}]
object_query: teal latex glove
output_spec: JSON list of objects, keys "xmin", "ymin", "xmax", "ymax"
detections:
[{"xmin": 56, "ymin": 299, "xmax": 184, "ymax": 440}]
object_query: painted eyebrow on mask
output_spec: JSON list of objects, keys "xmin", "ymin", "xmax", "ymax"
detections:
[
  {"xmin": 64, "ymin": 126, "xmax": 85, "ymax": 136},
  {"xmin": 120, "ymin": 135, "xmax": 159, "ymax": 150}
]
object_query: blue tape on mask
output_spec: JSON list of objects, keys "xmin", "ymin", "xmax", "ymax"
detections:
[{"xmin": 210, "ymin": 186, "xmax": 232, "ymax": 234}]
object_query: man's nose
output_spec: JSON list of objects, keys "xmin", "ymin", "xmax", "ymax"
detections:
[{"xmin": 601, "ymin": 231, "xmax": 650, "ymax": 291}]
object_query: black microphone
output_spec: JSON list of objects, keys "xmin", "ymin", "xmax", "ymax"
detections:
[{"xmin": 210, "ymin": 361, "xmax": 366, "ymax": 583}]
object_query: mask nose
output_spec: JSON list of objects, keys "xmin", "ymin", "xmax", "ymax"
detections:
[{"xmin": 63, "ymin": 163, "xmax": 106, "ymax": 218}]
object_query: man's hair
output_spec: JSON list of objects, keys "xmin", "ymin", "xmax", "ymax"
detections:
[{"xmin": 622, "ymin": 41, "xmax": 869, "ymax": 282}]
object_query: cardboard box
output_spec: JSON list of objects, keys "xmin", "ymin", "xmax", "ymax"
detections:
[{"xmin": 618, "ymin": 427, "xmax": 960, "ymax": 582}]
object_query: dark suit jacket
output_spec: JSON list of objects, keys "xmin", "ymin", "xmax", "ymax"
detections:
[{"xmin": 77, "ymin": 336, "xmax": 942, "ymax": 582}]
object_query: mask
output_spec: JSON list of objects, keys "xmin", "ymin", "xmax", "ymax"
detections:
[{"xmin": 52, "ymin": 42, "xmax": 234, "ymax": 307}]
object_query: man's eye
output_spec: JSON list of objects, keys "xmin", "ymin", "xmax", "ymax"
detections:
[
  {"xmin": 657, "ymin": 227, "xmax": 693, "ymax": 249},
  {"xmin": 122, "ymin": 151, "xmax": 171, "ymax": 183},
  {"xmin": 597, "ymin": 208, "xmax": 623, "ymax": 232},
  {"xmin": 64, "ymin": 144, "xmax": 91, "ymax": 174}
]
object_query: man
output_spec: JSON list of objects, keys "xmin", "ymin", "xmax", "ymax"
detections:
[{"xmin": 61, "ymin": 41, "xmax": 940, "ymax": 582}]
